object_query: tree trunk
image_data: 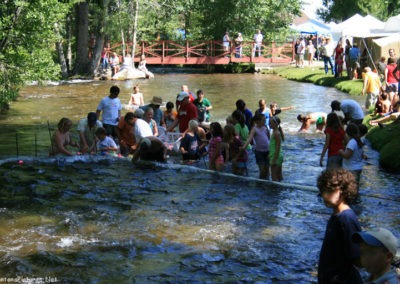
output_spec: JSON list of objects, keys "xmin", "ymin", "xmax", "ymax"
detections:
[
  {"xmin": 54, "ymin": 24, "xmax": 68, "ymax": 79},
  {"xmin": 74, "ymin": 2, "xmax": 89, "ymax": 75},
  {"xmin": 131, "ymin": 0, "xmax": 139, "ymax": 60}
]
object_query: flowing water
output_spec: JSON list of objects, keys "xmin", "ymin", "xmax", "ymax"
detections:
[{"xmin": 0, "ymin": 73, "xmax": 399, "ymax": 282}]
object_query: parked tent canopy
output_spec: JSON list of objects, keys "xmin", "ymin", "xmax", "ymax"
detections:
[
  {"xmin": 291, "ymin": 19, "xmax": 331, "ymax": 35},
  {"xmin": 384, "ymin": 15, "xmax": 400, "ymax": 32}
]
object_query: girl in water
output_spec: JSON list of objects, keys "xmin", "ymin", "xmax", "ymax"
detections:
[
  {"xmin": 320, "ymin": 112, "xmax": 345, "ymax": 169},
  {"xmin": 208, "ymin": 122, "xmax": 224, "ymax": 172},
  {"xmin": 242, "ymin": 113, "xmax": 270, "ymax": 179},
  {"xmin": 269, "ymin": 116, "xmax": 284, "ymax": 181}
]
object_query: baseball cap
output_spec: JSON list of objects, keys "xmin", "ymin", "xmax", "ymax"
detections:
[
  {"xmin": 177, "ymin": 91, "xmax": 189, "ymax": 101},
  {"xmin": 133, "ymin": 108, "xmax": 144, "ymax": 118},
  {"xmin": 353, "ymin": 228, "xmax": 399, "ymax": 256}
]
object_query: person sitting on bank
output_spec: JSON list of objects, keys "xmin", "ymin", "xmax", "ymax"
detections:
[
  {"xmin": 352, "ymin": 228, "xmax": 399, "ymax": 284},
  {"xmin": 297, "ymin": 112, "xmax": 327, "ymax": 132},
  {"xmin": 369, "ymin": 101, "xmax": 400, "ymax": 127},
  {"xmin": 132, "ymin": 137, "xmax": 167, "ymax": 162},
  {"xmin": 49, "ymin": 118, "xmax": 79, "ymax": 156},
  {"xmin": 138, "ymin": 55, "xmax": 154, "ymax": 79},
  {"xmin": 109, "ymin": 52, "xmax": 120, "ymax": 77},
  {"xmin": 77, "ymin": 112, "xmax": 103, "ymax": 154},
  {"xmin": 95, "ymin": 127, "xmax": 119, "ymax": 153}
]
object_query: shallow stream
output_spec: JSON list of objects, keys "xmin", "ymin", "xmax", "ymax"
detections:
[{"xmin": 0, "ymin": 73, "xmax": 399, "ymax": 282}]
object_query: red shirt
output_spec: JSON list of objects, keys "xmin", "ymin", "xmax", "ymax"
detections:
[
  {"xmin": 325, "ymin": 127, "xmax": 345, "ymax": 156},
  {"xmin": 386, "ymin": 64, "xmax": 399, "ymax": 85},
  {"xmin": 178, "ymin": 102, "xmax": 198, "ymax": 133}
]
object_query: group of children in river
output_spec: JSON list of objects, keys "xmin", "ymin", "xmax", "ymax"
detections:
[{"xmin": 47, "ymin": 83, "xmax": 399, "ymax": 282}]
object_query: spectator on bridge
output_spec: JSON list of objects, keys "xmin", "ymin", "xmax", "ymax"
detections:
[
  {"xmin": 235, "ymin": 33, "xmax": 243, "ymax": 58},
  {"xmin": 253, "ymin": 29, "xmax": 263, "ymax": 57},
  {"xmin": 223, "ymin": 32, "xmax": 230, "ymax": 55}
]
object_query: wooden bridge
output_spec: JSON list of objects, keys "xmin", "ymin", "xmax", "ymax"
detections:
[{"xmin": 109, "ymin": 40, "xmax": 294, "ymax": 65}]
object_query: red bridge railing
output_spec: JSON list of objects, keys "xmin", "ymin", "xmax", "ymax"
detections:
[{"xmin": 109, "ymin": 40, "xmax": 294, "ymax": 65}]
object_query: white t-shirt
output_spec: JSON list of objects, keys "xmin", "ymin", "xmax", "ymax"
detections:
[
  {"xmin": 97, "ymin": 136, "xmax": 118, "ymax": 151},
  {"xmin": 297, "ymin": 40, "xmax": 305, "ymax": 54},
  {"xmin": 342, "ymin": 138, "xmax": 364, "ymax": 171},
  {"xmin": 341, "ymin": 100, "xmax": 364, "ymax": 120},
  {"xmin": 254, "ymin": 33, "xmax": 263, "ymax": 45},
  {"xmin": 97, "ymin": 96, "xmax": 122, "ymax": 126},
  {"xmin": 134, "ymin": 118, "xmax": 153, "ymax": 140}
]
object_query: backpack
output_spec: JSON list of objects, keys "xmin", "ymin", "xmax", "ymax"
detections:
[{"xmin": 197, "ymin": 106, "xmax": 206, "ymax": 122}]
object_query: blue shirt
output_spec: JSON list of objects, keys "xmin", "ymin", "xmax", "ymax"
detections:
[{"xmin": 318, "ymin": 209, "xmax": 362, "ymax": 284}]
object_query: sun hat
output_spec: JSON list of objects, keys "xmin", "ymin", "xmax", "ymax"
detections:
[
  {"xmin": 353, "ymin": 228, "xmax": 399, "ymax": 256},
  {"xmin": 177, "ymin": 91, "xmax": 189, "ymax": 101},
  {"xmin": 150, "ymin": 96, "xmax": 163, "ymax": 106},
  {"xmin": 133, "ymin": 108, "xmax": 144, "ymax": 118}
]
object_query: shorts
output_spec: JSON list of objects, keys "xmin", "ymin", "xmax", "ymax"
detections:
[
  {"xmin": 327, "ymin": 155, "xmax": 342, "ymax": 169},
  {"xmin": 298, "ymin": 54, "xmax": 304, "ymax": 60},
  {"xmin": 103, "ymin": 123, "xmax": 117, "ymax": 137},
  {"xmin": 255, "ymin": 150, "xmax": 270, "ymax": 167}
]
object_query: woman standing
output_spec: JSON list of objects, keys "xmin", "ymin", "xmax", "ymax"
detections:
[{"xmin": 306, "ymin": 40, "xmax": 315, "ymax": 66}]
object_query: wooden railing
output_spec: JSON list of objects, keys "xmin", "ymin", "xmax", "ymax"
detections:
[{"xmin": 108, "ymin": 40, "xmax": 294, "ymax": 65}]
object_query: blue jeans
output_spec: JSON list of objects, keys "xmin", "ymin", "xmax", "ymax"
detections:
[{"xmin": 323, "ymin": 56, "xmax": 334, "ymax": 75}]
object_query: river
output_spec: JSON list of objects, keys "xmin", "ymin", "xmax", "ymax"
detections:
[{"xmin": 0, "ymin": 73, "xmax": 399, "ymax": 282}]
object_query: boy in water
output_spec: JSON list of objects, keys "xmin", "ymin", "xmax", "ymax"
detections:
[
  {"xmin": 317, "ymin": 168, "xmax": 362, "ymax": 283},
  {"xmin": 353, "ymin": 228, "xmax": 399, "ymax": 284},
  {"xmin": 95, "ymin": 127, "xmax": 119, "ymax": 154}
]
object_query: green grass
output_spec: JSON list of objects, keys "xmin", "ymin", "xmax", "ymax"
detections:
[{"xmin": 262, "ymin": 65, "xmax": 364, "ymax": 96}]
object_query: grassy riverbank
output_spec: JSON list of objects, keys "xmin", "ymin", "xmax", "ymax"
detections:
[{"xmin": 263, "ymin": 64, "xmax": 400, "ymax": 172}]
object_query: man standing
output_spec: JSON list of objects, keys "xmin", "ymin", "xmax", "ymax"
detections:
[
  {"xmin": 253, "ymin": 29, "xmax": 263, "ymax": 57},
  {"xmin": 322, "ymin": 38, "xmax": 335, "ymax": 75},
  {"xmin": 96, "ymin": 85, "xmax": 122, "ymax": 138},
  {"xmin": 297, "ymin": 37, "xmax": 306, "ymax": 67},
  {"xmin": 331, "ymin": 100, "xmax": 364, "ymax": 125},
  {"xmin": 349, "ymin": 43, "xmax": 361, "ymax": 79},
  {"xmin": 362, "ymin": 67, "xmax": 381, "ymax": 109},
  {"xmin": 77, "ymin": 112, "xmax": 103, "ymax": 154},
  {"xmin": 223, "ymin": 32, "xmax": 230, "ymax": 55},
  {"xmin": 167, "ymin": 92, "xmax": 198, "ymax": 133}
]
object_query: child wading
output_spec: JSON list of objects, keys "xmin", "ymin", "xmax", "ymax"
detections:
[
  {"xmin": 242, "ymin": 113, "xmax": 270, "ymax": 179},
  {"xmin": 269, "ymin": 116, "xmax": 284, "ymax": 181},
  {"xmin": 317, "ymin": 168, "xmax": 362, "ymax": 284},
  {"xmin": 208, "ymin": 122, "xmax": 224, "ymax": 171}
]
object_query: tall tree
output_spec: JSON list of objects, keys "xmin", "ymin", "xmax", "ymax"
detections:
[
  {"xmin": 318, "ymin": 0, "xmax": 400, "ymax": 22},
  {"xmin": 0, "ymin": 0, "xmax": 70, "ymax": 109}
]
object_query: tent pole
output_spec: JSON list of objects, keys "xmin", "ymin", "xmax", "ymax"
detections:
[{"xmin": 361, "ymin": 38, "xmax": 377, "ymax": 72}]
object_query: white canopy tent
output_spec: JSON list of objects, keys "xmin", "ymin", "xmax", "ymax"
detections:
[
  {"xmin": 330, "ymin": 14, "xmax": 385, "ymax": 41},
  {"xmin": 384, "ymin": 15, "xmax": 400, "ymax": 32}
]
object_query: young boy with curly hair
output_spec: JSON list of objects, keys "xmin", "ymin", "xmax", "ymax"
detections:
[{"xmin": 317, "ymin": 168, "xmax": 363, "ymax": 283}]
